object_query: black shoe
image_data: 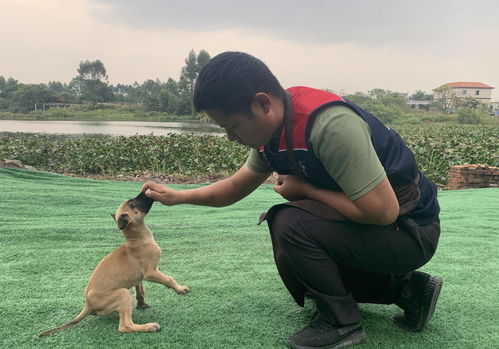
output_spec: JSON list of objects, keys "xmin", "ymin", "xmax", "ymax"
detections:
[
  {"xmin": 394, "ymin": 275, "xmax": 443, "ymax": 332},
  {"xmin": 286, "ymin": 313, "xmax": 366, "ymax": 349}
]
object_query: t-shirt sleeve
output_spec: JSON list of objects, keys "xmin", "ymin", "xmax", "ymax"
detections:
[
  {"xmin": 245, "ymin": 148, "xmax": 273, "ymax": 174},
  {"xmin": 310, "ymin": 105, "xmax": 386, "ymax": 200}
]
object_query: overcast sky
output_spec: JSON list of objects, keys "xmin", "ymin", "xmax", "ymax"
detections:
[{"xmin": 1, "ymin": 0, "xmax": 498, "ymax": 96}]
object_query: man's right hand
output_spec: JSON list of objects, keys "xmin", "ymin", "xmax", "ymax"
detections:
[{"xmin": 141, "ymin": 181, "xmax": 181, "ymax": 206}]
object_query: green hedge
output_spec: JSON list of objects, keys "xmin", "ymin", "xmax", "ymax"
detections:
[
  {"xmin": 0, "ymin": 133, "xmax": 248, "ymax": 177},
  {"xmin": 1, "ymin": 124, "xmax": 497, "ymax": 187},
  {"xmin": 394, "ymin": 124, "xmax": 498, "ymax": 187}
]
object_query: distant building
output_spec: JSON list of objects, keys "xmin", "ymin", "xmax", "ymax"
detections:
[
  {"xmin": 434, "ymin": 82, "xmax": 494, "ymax": 104},
  {"xmin": 407, "ymin": 100, "xmax": 431, "ymax": 110}
]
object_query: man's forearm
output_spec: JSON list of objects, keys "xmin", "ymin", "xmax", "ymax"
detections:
[
  {"xmin": 176, "ymin": 178, "xmax": 242, "ymax": 207},
  {"xmin": 176, "ymin": 166, "xmax": 269, "ymax": 207},
  {"xmin": 143, "ymin": 166, "xmax": 269, "ymax": 208},
  {"xmin": 305, "ymin": 186, "xmax": 369, "ymax": 223},
  {"xmin": 305, "ymin": 182, "xmax": 398, "ymax": 226}
]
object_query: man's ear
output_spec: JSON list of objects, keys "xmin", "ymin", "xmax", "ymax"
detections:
[
  {"xmin": 117, "ymin": 213, "xmax": 129, "ymax": 230},
  {"xmin": 111, "ymin": 213, "xmax": 116, "ymax": 222},
  {"xmin": 253, "ymin": 93, "xmax": 272, "ymax": 114}
]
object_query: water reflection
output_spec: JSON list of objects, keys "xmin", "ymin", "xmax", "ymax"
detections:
[{"xmin": 0, "ymin": 120, "xmax": 223, "ymax": 137}]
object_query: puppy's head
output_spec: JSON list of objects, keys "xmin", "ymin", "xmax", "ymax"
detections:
[{"xmin": 112, "ymin": 192, "xmax": 154, "ymax": 230}]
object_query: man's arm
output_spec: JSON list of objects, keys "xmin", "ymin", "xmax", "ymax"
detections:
[
  {"xmin": 141, "ymin": 165, "xmax": 270, "ymax": 207},
  {"xmin": 274, "ymin": 175, "xmax": 399, "ymax": 225}
]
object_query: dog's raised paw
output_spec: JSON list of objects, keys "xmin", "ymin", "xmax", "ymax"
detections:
[{"xmin": 176, "ymin": 286, "xmax": 190, "ymax": 295}]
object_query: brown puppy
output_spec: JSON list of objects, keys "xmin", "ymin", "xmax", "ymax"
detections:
[{"xmin": 39, "ymin": 192, "xmax": 189, "ymax": 336}]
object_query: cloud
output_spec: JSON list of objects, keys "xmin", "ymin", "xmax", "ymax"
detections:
[
  {"xmin": 1, "ymin": 0, "xmax": 497, "ymax": 95},
  {"xmin": 89, "ymin": 0, "xmax": 499, "ymax": 52}
]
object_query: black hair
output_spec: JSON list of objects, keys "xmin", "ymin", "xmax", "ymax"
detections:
[{"xmin": 193, "ymin": 51, "xmax": 285, "ymax": 115}]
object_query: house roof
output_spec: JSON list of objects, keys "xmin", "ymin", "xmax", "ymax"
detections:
[{"xmin": 445, "ymin": 82, "xmax": 494, "ymax": 89}]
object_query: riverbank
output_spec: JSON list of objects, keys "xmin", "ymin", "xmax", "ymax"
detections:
[{"xmin": 0, "ymin": 107, "xmax": 199, "ymax": 122}]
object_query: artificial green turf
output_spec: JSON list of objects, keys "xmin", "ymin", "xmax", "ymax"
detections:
[{"xmin": 0, "ymin": 168, "xmax": 497, "ymax": 348}]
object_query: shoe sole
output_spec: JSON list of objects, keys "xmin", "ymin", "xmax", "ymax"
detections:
[
  {"xmin": 286, "ymin": 329, "xmax": 367, "ymax": 349},
  {"xmin": 394, "ymin": 275, "xmax": 443, "ymax": 332},
  {"xmin": 420, "ymin": 276, "xmax": 443, "ymax": 329}
]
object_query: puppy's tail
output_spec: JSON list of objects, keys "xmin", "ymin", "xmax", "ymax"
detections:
[{"xmin": 39, "ymin": 307, "xmax": 91, "ymax": 337}]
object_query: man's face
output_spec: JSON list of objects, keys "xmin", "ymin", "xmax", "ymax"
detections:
[
  {"xmin": 206, "ymin": 93, "xmax": 285, "ymax": 149},
  {"xmin": 207, "ymin": 110, "xmax": 264, "ymax": 149}
]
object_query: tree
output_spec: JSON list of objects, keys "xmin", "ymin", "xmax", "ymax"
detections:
[
  {"xmin": 178, "ymin": 50, "xmax": 198, "ymax": 109},
  {"xmin": 47, "ymin": 81, "xmax": 65, "ymax": 94},
  {"xmin": 9, "ymin": 84, "xmax": 62, "ymax": 113},
  {"xmin": 410, "ymin": 90, "xmax": 433, "ymax": 101},
  {"xmin": 178, "ymin": 49, "xmax": 211, "ymax": 116},
  {"xmin": 164, "ymin": 77, "xmax": 179, "ymax": 97},
  {"xmin": 345, "ymin": 89, "xmax": 414, "ymax": 124},
  {"xmin": 72, "ymin": 60, "xmax": 114, "ymax": 103},
  {"xmin": 368, "ymin": 88, "xmax": 399, "ymax": 99},
  {"xmin": 77, "ymin": 60, "xmax": 108, "ymax": 81},
  {"xmin": 158, "ymin": 89, "xmax": 179, "ymax": 113},
  {"xmin": 0, "ymin": 77, "xmax": 20, "ymax": 110},
  {"xmin": 0, "ymin": 77, "xmax": 19, "ymax": 99},
  {"xmin": 197, "ymin": 49, "xmax": 211, "ymax": 70},
  {"xmin": 454, "ymin": 96, "xmax": 487, "ymax": 110},
  {"xmin": 432, "ymin": 85, "xmax": 455, "ymax": 113}
]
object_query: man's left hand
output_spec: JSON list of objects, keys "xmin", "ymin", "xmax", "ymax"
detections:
[{"xmin": 273, "ymin": 174, "xmax": 310, "ymax": 201}]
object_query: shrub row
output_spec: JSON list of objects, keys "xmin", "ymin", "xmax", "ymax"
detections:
[
  {"xmin": 0, "ymin": 133, "xmax": 248, "ymax": 177},
  {"xmin": 394, "ymin": 124, "xmax": 498, "ymax": 187},
  {"xmin": 0, "ymin": 124, "xmax": 497, "ymax": 188}
]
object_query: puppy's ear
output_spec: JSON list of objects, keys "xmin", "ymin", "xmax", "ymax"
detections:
[
  {"xmin": 111, "ymin": 213, "xmax": 116, "ymax": 222},
  {"xmin": 117, "ymin": 213, "xmax": 129, "ymax": 230}
]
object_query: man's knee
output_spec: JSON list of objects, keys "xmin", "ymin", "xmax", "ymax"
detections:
[{"xmin": 271, "ymin": 207, "xmax": 305, "ymax": 244}]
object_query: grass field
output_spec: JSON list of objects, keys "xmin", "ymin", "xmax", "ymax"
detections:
[{"xmin": 0, "ymin": 168, "xmax": 498, "ymax": 348}]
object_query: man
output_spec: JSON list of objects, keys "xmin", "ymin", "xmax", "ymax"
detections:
[{"xmin": 142, "ymin": 51, "xmax": 442, "ymax": 349}]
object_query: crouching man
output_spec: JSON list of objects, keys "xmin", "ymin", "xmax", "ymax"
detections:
[{"xmin": 142, "ymin": 51, "xmax": 442, "ymax": 349}]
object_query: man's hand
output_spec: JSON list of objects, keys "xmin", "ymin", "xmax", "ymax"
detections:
[
  {"xmin": 273, "ymin": 175, "xmax": 311, "ymax": 201},
  {"xmin": 141, "ymin": 181, "xmax": 181, "ymax": 206}
]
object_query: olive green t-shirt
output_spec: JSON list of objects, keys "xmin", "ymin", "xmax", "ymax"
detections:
[{"xmin": 245, "ymin": 105, "xmax": 386, "ymax": 200}]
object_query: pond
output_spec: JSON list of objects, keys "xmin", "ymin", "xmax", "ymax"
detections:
[{"xmin": 0, "ymin": 120, "xmax": 224, "ymax": 137}]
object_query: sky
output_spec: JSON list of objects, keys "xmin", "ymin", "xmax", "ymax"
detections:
[{"xmin": 1, "ymin": 0, "xmax": 498, "ymax": 97}]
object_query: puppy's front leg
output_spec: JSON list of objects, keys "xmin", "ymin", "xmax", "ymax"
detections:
[{"xmin": 144, "ymin": 270, "xmax": 189, "ymax": 294}]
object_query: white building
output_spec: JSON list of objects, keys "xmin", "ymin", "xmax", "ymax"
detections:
[{"xmin": 434, "ymin": 82, "xmax": 494, "ymax": 104}]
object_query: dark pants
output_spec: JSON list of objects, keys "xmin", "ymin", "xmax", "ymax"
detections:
[{"xmin": 269, "ymin": 207, "xmax": 440, "ymax": 326}]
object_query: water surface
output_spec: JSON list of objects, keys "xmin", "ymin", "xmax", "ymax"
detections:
[{"xmin": 0, "ymin": 120, "xmax": 223, "ymax": 136}]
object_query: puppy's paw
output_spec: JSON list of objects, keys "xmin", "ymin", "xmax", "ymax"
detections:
[
  {"xmin": 175, "ymin": 285, "xmax": 190, "ymax": 295},
  {"xmin": 145, "ymin": 322, "xmax": 161, "ymax": 332}
]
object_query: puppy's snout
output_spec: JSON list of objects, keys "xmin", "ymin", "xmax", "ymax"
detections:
[{"xmin": 129, "ymin": 192, "xmax": 154, "ymax": 214}]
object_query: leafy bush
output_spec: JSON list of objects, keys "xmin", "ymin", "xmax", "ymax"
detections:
[
  {"xmin": 1, "ymin": 124, "xmax": 497, "ymax": 188},
  {"xmin": 456, "ymin": 107, "xmax": 489, "ymax": 124},
  {"xmin": 393, "ymin": 124, "xmax": 498, "ymax": 187},
  {"xmin": 0, "ymin": 133, "xmax": 248, "ymax": 177}
]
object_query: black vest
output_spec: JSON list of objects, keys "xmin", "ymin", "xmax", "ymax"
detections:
[{"xmin": 259, "ymin": 86, "xmax": 439, "ymax": 225}]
